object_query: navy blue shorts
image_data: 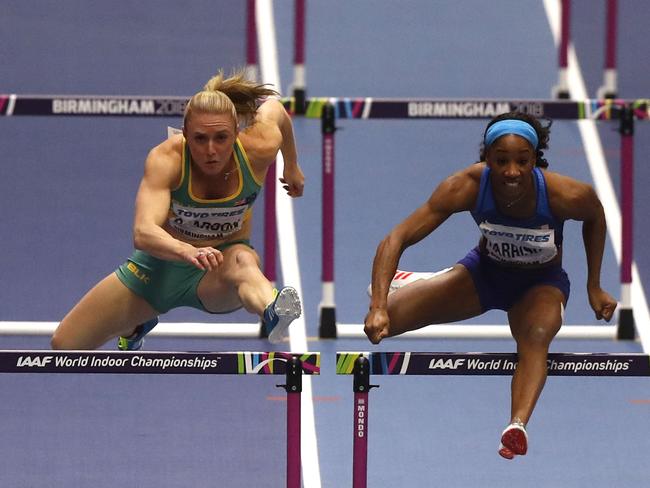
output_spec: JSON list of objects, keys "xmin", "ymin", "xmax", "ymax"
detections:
[{"xmin": 457, "ymin": 247, "xmax": 570, "ymax": 312}]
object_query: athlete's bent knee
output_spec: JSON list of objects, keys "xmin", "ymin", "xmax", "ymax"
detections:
[
  {"xmin": 233, "ymin": 248, "xmax": 258, "ymax": 268},
  {"xmin": 520, "ymin": 324, "xmax": 558, "ymax": 348}
]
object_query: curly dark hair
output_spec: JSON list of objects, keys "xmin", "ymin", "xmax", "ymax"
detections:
[{"xmin": 478, "ymin": 111, "xmax": 553, "ymax": 168}]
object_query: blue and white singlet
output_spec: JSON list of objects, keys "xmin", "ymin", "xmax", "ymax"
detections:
[{"xmin": 471, "ymin": 166, "xmax": 564, "ymax": 266}]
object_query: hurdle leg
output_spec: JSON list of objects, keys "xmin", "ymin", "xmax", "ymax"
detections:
[
  {"xmin": 352, "ymin": 356, "xmax": 378, "ymax": 488},
  {"xmin": 277, "ymin": 356, "xmax": 303, "ymax": 488},
  {"xmin": 597, "ymin": 0, "xmax": 618, "ymax": 99},
  {"xmin": 292, "ymin": 0, "xmax": 307, "ymax": 114},
  {"xmin": 552, "ymin": 0, "xmax": 571, "ymax": 99},
  {"xmin": 260, "ymin": 161, "xmax": 278, "ymax": 338},
  {"xmin": 618, "ymin": 104, "xmax": 635, "ymax": 340},
  {"xmin": 245, "ymin": 0, "xmax": 258, "ymax": 81},
  {"xmin": 319, "ymin": 103, "xmax": 337, "ymax": 338}
]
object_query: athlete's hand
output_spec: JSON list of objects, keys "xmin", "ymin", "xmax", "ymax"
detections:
[
  {"xmin": 588, "ymin": 286, "xmax": 618, "ymax": 322},
  {"xmin": 364, "ymin": 308, "xmax": 391, "ymax": 344},
  {"xmin": 280, "ymin": 163, "xmax": 305, "ymax": 197},
  {"xmin": 185, "ymin": 247, "xmax": 223, "ymax": 271}
]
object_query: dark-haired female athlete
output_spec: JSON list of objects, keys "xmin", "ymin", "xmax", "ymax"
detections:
[{"xmin": 364, "ymin": 111, "xmax": 617, "ymax": 459}]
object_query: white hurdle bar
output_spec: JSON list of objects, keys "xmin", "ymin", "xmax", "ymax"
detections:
[
  {"xmin": 337, "ymin": 324, "xmax": 618, "ymax": 340},
  {"xmin": 0, "ymin": 322, "xmax": 261, "ymax": 338}
]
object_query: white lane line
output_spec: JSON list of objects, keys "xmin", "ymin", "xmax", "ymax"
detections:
[{"xmin": 256, "ymin": 1, "xmax": 322, "ymax": 486}]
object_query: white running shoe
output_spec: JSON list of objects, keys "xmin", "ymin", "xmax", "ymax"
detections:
[
  {"xmin": 263, "ymin": 286, "xmax": 302, "ymax": 344},
  {"xmin": 366, "ymin": 268, "xmax": 452, "ymax": 297}
]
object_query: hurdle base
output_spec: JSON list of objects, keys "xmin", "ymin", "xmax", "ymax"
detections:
[
  {"xmin": 617, "ymin": 309, "xmax": 636, "ymax": 340},
  {"xmin": 259, "ymin": 321, "xmax": 269, "ymax": 339},
  {"xmin": 293, "ymin": 88, "xmax": 307, "ymax": 115},
  {"xmin": 551, "ymin": 84, "xmax": 570, "ymax": 100},
  {"xmin": 319, "ymin": 306, "xmax": 337, "ymax": 339},
  {"xmin": 597, "ymin": 82, "xmax": 617, "ymax": 100}
]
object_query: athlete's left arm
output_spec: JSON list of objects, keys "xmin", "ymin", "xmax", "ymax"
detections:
[
  {"xmin": 549, "ymin": 173, "xmax": 617, "ymax": 321},
  {"xmin": 255, "ymin": 98, "xmax": 304, "ymax": 197}
]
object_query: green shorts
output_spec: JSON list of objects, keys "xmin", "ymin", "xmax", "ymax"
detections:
[{"xmin": 115, "ymin": 240, "xmax": 252, "ymax": 314}]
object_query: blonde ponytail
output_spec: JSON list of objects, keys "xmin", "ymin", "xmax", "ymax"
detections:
[{"xmin": 184, "ymin": 68, "xmax": 279, "ymax": 127}]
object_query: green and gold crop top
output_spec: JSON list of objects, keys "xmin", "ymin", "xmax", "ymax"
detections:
[{"xmin": 167, "ymin": 138, "xmax": 263, "ymax": 241}]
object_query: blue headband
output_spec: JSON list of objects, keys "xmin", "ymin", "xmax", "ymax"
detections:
[{"xmin": 484, "ymin": 119, "xmax": 538, "ymax": 149}]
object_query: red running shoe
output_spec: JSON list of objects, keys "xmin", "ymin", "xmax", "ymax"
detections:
[
  {"xmin": 498, "ymin": 443, "xmax": 515, "ymax": 460},
  {"xmin": 498, "ymin": 421, "xmax": 528, "ymax": 459},
  {"xmin": 366, "ymin": 269, "xmax": 452, "ymax": 296}
]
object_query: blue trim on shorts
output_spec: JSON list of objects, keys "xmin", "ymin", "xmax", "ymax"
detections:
[{"xmin": 457, "ymin": 247, "xmax": 570, "ymax": 312}]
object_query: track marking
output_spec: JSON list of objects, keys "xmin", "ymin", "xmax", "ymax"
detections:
[
  {"xmin": 256, "ymin": 1, "xmax": 321, "ymax": 486},
  {"xmin": 543, "ymin": 0, "xmax": 650, "ymax": 352}
]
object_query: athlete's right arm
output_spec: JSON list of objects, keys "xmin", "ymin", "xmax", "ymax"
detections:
[
  {"xmin": 364, "ymin": 165, "xmax": 480, "ymax": 344},
  {"xmin": 132, "ymin": 140, "xmax": 221, "ymax": 270}
]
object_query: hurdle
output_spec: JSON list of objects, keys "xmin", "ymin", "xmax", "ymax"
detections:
[
  {"xmin": 292, "ymin": 96, "xmax": 648, "ymax": 340},
  {"xmin": 551, "ymin": 0, "xmax": 619, "ymax": 99},
  {"xmin": 0, "ymin": 349, "xmax": 319, "ymax": 488},
  {"xmin": 246, "ymin": 0, "xmax": 307, "ymax": 115},
  {"xmin": 336, "ymin": 350, "xmax": 650, "ymax": 488}
]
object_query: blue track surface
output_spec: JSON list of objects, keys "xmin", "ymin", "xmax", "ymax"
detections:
[{"xmin": 1, "ymin": 1, "xmax": 650, "ymax": 486}]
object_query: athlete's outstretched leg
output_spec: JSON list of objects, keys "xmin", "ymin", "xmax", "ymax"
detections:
[
  {"xmin": 198, "ymin": 244, "xmax": 300, "ymax": 343},
  {"xmin": 52, "ymin": 274, "xmax": 159, "ymax": 350},
  {"xmin": 365, "ymin": 264, "xmax": 483, "ymax": 343},
  {"xmin": 501, "ymin": 285, "xmax": 564, "ymax": 458},
  {"xmin": 198, "ymin": 244, "xmax": 274, "ymax": 314}
]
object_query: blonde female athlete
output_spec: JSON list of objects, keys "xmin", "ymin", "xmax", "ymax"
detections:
[
  {"xmin": 52, "ymin": 70, "xmax": 304, "ymax": 350},
  {"xmin": 364, "ymin": 112, "xmax": 617, "ymax": 459}
]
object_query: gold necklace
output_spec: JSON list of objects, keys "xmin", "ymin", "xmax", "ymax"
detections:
[
  {"xmin": 505, "ymin": 190, "xmax": 528, "ymax": 208},
  {"xmin": 222, "ymin": 162, "xmax": 237, "ymax": 181}
]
